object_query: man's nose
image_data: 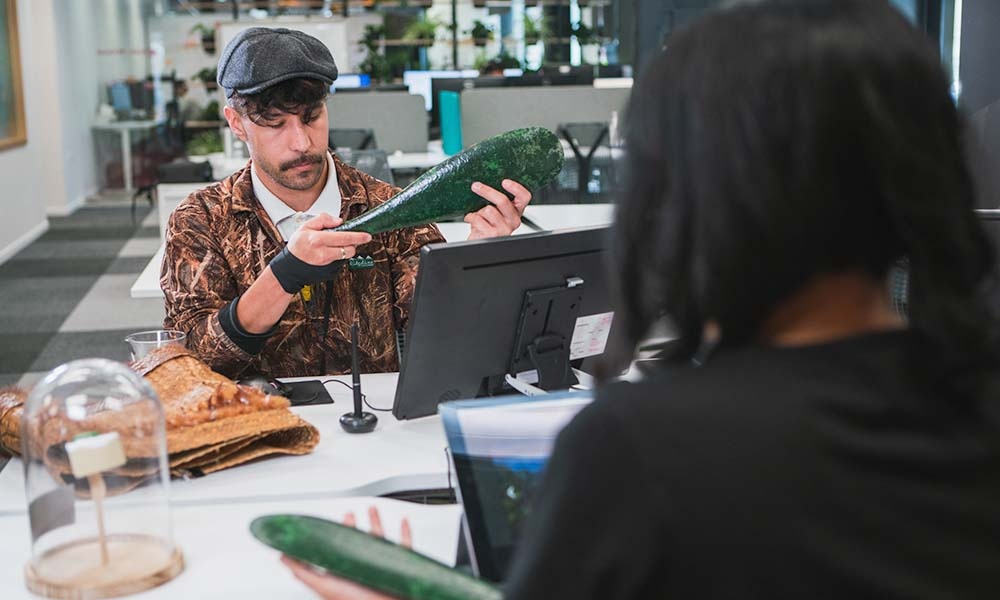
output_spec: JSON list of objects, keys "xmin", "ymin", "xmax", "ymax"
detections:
[{"xmin": 286, "ymin": 119, "xmax": 312, "ymax": 152}]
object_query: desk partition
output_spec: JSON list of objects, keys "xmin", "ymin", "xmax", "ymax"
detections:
[
  {"xmin": 327, "ymin": 92, "xmax": 429, "ymax": 153},
  {"xmin": 459, "ymin": 86, "xmax": 631, "ymax": 147}
]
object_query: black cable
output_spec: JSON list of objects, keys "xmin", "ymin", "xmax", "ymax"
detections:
[
  {"xmin": 363, "ymin": 397, "xmax": 393, "ymax": 412},
  {"xmin": 519, "ymin": 215, "xmax": 547, "ymax": 232},
  {"xmin": 321, "ymin": 378, "xmax": 353, "ymax": 391},
  {"xmin": 320, "ymin": 378, "xmax": 392, "ymax": 412}
]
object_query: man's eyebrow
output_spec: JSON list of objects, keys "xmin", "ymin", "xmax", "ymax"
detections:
[{"xmin": 250, "ymin": 110, "xmax": 284, "ymax": 125}]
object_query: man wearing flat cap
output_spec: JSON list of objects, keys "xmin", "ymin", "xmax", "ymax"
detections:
[{"xmin": 161, "ymin": 27, "xmax": 532, "ymax": 379}]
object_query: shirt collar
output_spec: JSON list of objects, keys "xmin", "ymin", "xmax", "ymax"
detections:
[{"xmin": 251, "ymin": 152, "xmax": 342, "ymax": 239}]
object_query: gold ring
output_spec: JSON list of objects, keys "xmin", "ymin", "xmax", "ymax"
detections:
[{"xmin": 340, "ymin": 247, "xmax": 347, "ymax": 260}]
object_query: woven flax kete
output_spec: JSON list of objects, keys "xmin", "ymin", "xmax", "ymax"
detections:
[{"xmin": 0, "ymin": 346, "xmax": 319, "ymax": 496}]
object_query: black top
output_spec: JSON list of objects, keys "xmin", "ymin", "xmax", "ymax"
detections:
[{"xmin": 504, "ymin": 330, "xmax": 1000, "ymax": 599}]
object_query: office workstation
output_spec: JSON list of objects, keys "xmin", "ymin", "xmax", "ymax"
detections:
[{"xmin": 2, "ymin": 0, "xmax": 1000, "ymax": 598}]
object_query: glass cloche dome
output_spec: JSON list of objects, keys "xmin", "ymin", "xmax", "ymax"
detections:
[{"xmin": 21, "ymin": 359, "xmax": 183, "ymax": 598}]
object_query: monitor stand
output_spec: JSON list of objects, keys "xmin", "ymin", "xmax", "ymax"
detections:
[{"xmin": 481, "ymin": 277, "xmax": 586, "ymax": 397}]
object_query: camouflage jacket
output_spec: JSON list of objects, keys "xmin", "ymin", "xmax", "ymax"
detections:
[{"xmin": 161, "ymin": 153, "xmax": 445, "ymax": 379}]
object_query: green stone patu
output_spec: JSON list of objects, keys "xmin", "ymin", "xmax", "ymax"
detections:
[
  {"xmin": 250, "ymin": 514, "xmax": 502, "ymax": 600},
  {"xmin": 331, "ymin": 127, "xmax": 565, "ymax": 234}
]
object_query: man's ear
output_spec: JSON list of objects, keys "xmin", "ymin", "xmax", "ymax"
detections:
[{"xmin": 223, "ymin": 105, "xmax": 248, "ymax": 142}]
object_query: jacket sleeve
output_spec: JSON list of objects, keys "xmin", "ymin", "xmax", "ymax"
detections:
[
  {"xmin": 160, "ymin": 198, "xmax": 255, "ymax": 379},
  {"xmin": 370, "ymin": 179, "xmax": 446, "ymax": 331}
]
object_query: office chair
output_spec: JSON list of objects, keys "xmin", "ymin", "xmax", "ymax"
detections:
[
  {"xmin": 157, "ymin": 160, "xmax": 213, "ymax": 184},
  {"xmin": 889, "ymin": 211, "xmax": 1000, "ymax": 320},
  {"xmin": 329, "ymin": 128, "xmax": 377, "ymax": 151},
  {"xmin": 336, "ymin": 149, "xmax": 394, "ymax": 186},
  {"xmin": 131, "ymin": 160, "xmax": 213, "ymax": 220},
  {"xmin": 557, "ymin": 122, "xmax": 610, "ymax": 202},
  {"xmin": 130, "ymin": 102, "xmax": 191, "ymax": 220}
]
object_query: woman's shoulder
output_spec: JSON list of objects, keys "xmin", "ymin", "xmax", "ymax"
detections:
[{"xmin": 587, "ymin": 329, "xmax": 1000, "ymax": 440}]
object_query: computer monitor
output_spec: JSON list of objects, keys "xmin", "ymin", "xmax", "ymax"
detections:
[
  {"xmin": 440, "ymin": 391, "xmax": 592, "ymax": 582},
  {"xmin": 108, "ymin": 82, "xmax": 133, "ymax": 114},
  {"xmin": 392, "ymin": 226, "xmax": 625, "ymax": 420},
  {"xmin": 429, "ymin": 76, "xmax": 506, "ymax": 128},
  {"xmin": 404, "ymin": 69, "xmax": 479, "ymax": 111},
  {"xmin": 331, "ymin": 74, "xmax": 371, "ymax": 91},
  {"xmin": 595, "ymin": 64, "xmax": 625, "ymax": 78},
  {"xmin": 506, "ymin": 71, "xmax": 593, "ymax": 87},
  {"xmin": 129, "ymin": 80, "xmax": 154, "ymax": 112}
]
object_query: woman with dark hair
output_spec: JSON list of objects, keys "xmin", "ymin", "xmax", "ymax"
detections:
[{"xmin": 285, "ymin": 1, "xmax": 1000, "ymax": 597}]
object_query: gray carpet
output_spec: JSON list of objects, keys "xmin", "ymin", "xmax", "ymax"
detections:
[
  {"xmin": 0, "ymin": 204, "xmax": 165, "ymax": 472},
  {"xmin": 0, "ymin": 204, "xmax": 162, "ymax": 388}
]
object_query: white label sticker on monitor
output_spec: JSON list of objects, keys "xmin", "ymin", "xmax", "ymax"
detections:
[{"xmin": 570, "ymin": 312, "xmax": 615, "ymax": 360}]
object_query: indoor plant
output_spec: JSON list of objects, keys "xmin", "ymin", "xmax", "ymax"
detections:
[
  {"xmin": 523, "ymin": 14, "xmax": 549, "ymax": 45},
  {"xmin": 358, "ymin": 24, "xmax": 393, "ymax": 84},
  {"xmin": 403, "ymin": 16, "xmax": 441, "ymax": 46},
  {"xmin": 190, "ymin": 23, "xmax": 216, "ymax": 54},
  {"xmin": 572, "ymin": 22, "xmax": 601, "ymax": 47},
  {"xmin": 193, "ymin": 67, "xmax": 218, "ymax": 91},
  {"xmin": 469, "ymin": 20, "xmax": 494, "ymax": 47}
]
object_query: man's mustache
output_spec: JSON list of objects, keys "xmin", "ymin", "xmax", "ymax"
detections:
[{"xmin": 280, "ymin": 154, "xmax": 324, "ymax": 171}]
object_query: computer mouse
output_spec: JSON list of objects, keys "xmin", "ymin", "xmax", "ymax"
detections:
[{"xmin": 237, "ymin": 376, "xmax": 292, "ymax": 397}]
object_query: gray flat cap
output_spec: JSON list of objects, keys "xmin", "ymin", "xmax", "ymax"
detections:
[{"xmin": 217, "ymin": 27, "xmax": 338, "ymax": 98}]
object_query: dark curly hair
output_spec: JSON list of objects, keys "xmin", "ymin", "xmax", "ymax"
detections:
[
  {"xmin": 611, "ymin": 0, "xmax": 999, "ymax": 396},
  {"xmin": 227, "ymin": 77, "xmax": 328, "ymax": 125}
]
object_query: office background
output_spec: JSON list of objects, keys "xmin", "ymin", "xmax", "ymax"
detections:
[{"xmin": 0, "ymin": 0, "xmax": 997, "ymax": 384}]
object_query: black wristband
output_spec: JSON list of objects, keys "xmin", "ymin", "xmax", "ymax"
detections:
[
  {"xmin": 269, "ymin": 246, "xmax": 345, "ymax": 294},
  {"xmin": 219, "ymin": 296, "xmax": 275, "ymax": 355}
]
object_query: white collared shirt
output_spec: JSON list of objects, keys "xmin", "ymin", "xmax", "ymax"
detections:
[{"xmin": 251, "ymin": 152, "xmax": 342, "ymax": 241}]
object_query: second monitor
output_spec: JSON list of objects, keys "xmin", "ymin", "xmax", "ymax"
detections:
[{"xmin": 393, "ymin": 226, "xmax": 624, "ymax": 420}]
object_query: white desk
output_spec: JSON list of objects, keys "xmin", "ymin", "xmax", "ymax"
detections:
[
  {"xmin": 129, "ymin": 202, "xmax": 613, "ymax": 300},
  {"xmin": 395, "ymin": 140, "xmax": 622, "ymax": 171},
  {"xmin": 129, "ymin": 220, "xmax": 530, "ymax": 300},
  {"xmin": 92, "ymin": 120, "xmax": 161, "ymax": 192},
  {"xmin": 0, "ymin": 373, "xmax": 459, "ymax": 598},
  {"xmin": 130, "ymin": 245, "xmax": 164, "ymax": 299},
  {"xmin": 386, "ymin": 139, "xmax": 447, "ymax": 171},
  {"xmin": 156, "ymin": 183, "xmax": 206, "ymax": 239},
  {"xmin": 593, "ymin": 77, "xmax": 634, "ymax": 89},
  {"xmin": 0, "ymin": 374, "xmax": 448, "ymax": 515},
  {"xmin": 193, "ymin": 140, "xmax": 622, "ymax": 183},
  {"xmin": 129, "ymin": 205, "xmax": 611, "ymax": 300},
  {"xmin": 0, "ymin": 497, "xmax": 462, "ymax": 600},
  {"xmin": 192, "ymin": 143, "xmax": 448, "ymax": 182},
  {"xmin": 525, "ymin": 203, "xmax": 614, "ymax": 230}
]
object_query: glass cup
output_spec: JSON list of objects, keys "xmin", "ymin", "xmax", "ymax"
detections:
[{"xmin": 124, "ymin": 330, "xmax": 186, "ymax": 361}]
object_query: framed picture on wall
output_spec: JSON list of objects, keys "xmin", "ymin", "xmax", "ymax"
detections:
[{"xmin": 0, "ymin": 0, "xmax": 25, "ymax": 151}]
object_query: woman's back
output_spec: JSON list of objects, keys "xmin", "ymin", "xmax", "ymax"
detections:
[
  {"xmin": 506, "ymin": 330, "xmax": 1000, "ymax": 598},
  {"xmin": 502, "ymin": 2, "xmax": 1000, "ymax": 595}
]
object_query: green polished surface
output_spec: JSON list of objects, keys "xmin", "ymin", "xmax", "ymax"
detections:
[
  {"xmin": 333, "ymin": 127, "xmax": 564, "ymax": 234},
  {"xmin": 251, "ymin": 514, "xmax": 502, "ymax": 600}
]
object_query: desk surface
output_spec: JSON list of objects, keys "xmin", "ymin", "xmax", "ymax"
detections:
[
  {"xmin": 526, "ymin": 203, "xmax": 614, "ymax": 231},
  {"xmin": 0, "ymin": 374, "xmax": 460, "ymax": 599},
  {"xmin": 194, "ymin": 139, "xmax": 623, "ymax": 181},
  {"xmin": 130, "ymin": 217, "xmax": 544, "ymax": 300},
  {"xmin": 131, "ymin": 246, "xmax": 164, "ymax": 299},
  {"xmin": 0, "ymin": 374, "xmax": 450, "ymax": 515},
  {"xmin": 0, "ymin": 496, "xmax": 462, "ymax": 600},
  {"xmin": 194, "ymin": 145, "xmax": 446, "ymax": 180},
  {"xmin": 130, "ymin": 206, "xmax": 611, "ymax": 299},
  {"xmin": 92, "ymin": 119, "xmax": 161, "ymax": 131}
]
